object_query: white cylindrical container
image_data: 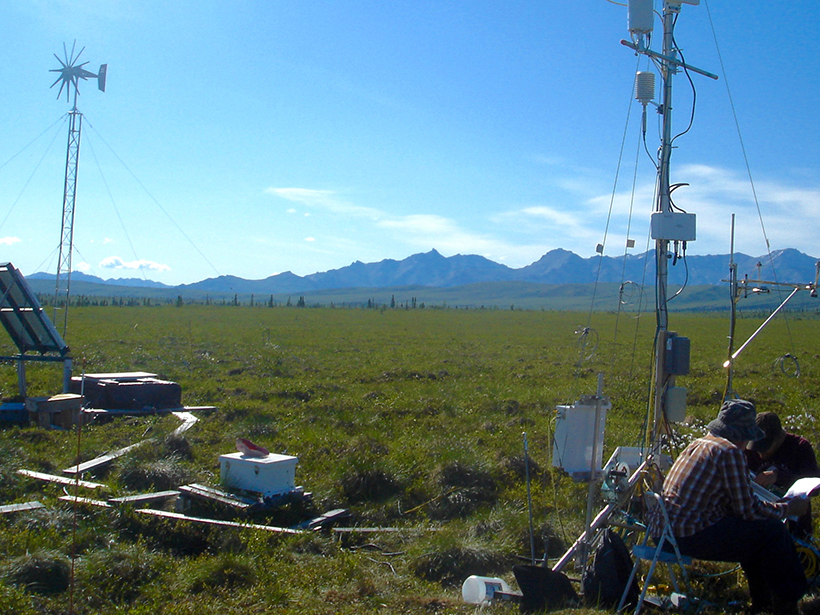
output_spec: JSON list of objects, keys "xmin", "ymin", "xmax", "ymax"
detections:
[
  {"xmin": 628, "ymin": 0, "xmax": 654, "ymax": 34},
  {"xmin": 461, "ymin": 575, "xmax": 511, "ymax": 604}
]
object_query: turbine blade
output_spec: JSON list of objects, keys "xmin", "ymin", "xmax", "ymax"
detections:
[
  {"xmin": 50, "ymin": 75, "xmax": 63, "ymax": 89},
  {"xmin": 53, "ymin": 53, "xmax": 67, "ymax": 68}
]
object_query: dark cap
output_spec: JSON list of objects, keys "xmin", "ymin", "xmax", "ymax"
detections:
[
  {"xmin": 707, "ymin": 399, "xmax": 765, "ymax": 443},
  {"xmin": 748, "ymin": 411, "xmax": 785, "ymax": 452}
]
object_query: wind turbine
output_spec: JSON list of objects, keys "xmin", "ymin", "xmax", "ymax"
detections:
[{"xmin": 49, "ymin": 41, "xmax": 107, "ymax": 337}]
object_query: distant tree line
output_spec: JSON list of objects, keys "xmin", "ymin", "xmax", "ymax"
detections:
[{"xmin": 34, "ymin": 292, "xmax": 502, "ymax": 311}]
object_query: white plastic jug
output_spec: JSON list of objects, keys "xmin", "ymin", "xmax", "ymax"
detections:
[{"xmin": 461, "ymin": 575, "xmax": 511, "ymax": 604}]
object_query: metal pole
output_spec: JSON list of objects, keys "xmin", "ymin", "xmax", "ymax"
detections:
[
  {"xmin": 523, "ymin": 432, "xmax": 536, "ymax": 565},
  {"xmin": 651, "ymin": 3, "xmax": 680, "ymax": 453},
  {"xmin": 581, "ymin": 374, "xmax": 606, "ymax": 568},
  {"xmin": 725, "ymin": 214, "xmax": 738, "ymax": 398}
]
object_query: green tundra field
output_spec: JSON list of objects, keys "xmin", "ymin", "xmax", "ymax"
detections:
[{"xmin": 0, "ymin": 306, "xmax": 819, "ymax": 614}]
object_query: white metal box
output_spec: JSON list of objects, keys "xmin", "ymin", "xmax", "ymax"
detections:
[
  {"xmin": 665, "ymin": 386, "xmax": 687, "ymax": 423},
  {"xmin": 219, "ymin": 452, "xmax": 298, "ymax": 496},
  {"xmin": 650, "ymin": 212, "xmax": 696, "ymax": 241},
  {"xmin": 552, "ymin": 396, "xmax": 611, "ymax": 481}
]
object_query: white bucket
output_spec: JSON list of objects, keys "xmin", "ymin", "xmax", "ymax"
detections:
[{"xmin": 461, "ymin": 575, "xmax": 511, "ymax": 604}]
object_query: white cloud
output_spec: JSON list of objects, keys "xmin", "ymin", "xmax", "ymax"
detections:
[
  {"xmin": 266, "ymin": 187, "xmax": 381, "ymax": 218},
  {"xmin": 377, "ymin": 214, "xmax": 540, "ymax": 263},
  {"xmin": 76, "ymin": 262, "xmax": 91, "ymax": 273},
  {"xmin": 262, "ymin": 168, "xmax": 820, "ymax": 273},
  {"xmin": 99, "ymin": 256, "xmax": 171, "ymax": 272},
  {"xmin": 0, "ymin": 236, "xmax": 21, "ymax": 246},
  {"xmin": 304, "ymin": 237, "xmax": 315, "ymax": 242}
]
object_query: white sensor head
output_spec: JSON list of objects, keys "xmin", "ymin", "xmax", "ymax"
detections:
[{"xmin": 634, "ymin": 71, "xmax": 656, "ymax": 104}]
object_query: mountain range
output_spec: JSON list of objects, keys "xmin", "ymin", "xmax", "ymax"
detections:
[{"xmin": 29, "ymin": 247, "xmax": 819, "ymax": 295}]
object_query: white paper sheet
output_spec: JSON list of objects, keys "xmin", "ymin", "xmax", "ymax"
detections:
[{"xmin": 784, "ymin": 476, "xmax": 820, "ymax": 499}]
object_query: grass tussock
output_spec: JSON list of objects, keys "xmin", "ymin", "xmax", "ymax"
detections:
[
  {"xmin": 118, "ymin": 456, "xmax": 192, "ymax": 491},
  {"xmin": 411, "ymin": 543, "xmax": 511, "ymax": 586},
  {"xmin": 2, "ymin": 551, "xmax": 70, "ymax": 595},
  {"xmin": 185, "ymin": 553, "xmax": 256, "ymax": 593},
  {"xmin": 77, "ymin": 543, "xmax": 165, "ymax": 605}
]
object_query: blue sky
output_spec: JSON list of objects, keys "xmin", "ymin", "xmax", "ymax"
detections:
[{"xmin": 1, "ymin": 1, "xmax": 818, "ymax": 285}]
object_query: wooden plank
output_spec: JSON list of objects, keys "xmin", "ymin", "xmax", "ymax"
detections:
[
  {"xmin": 63, "ymin": 440, "xmax": 152, "ymax": 475},
  {"xmin": 178, "ymin": 483, "xmax": 257, "ymax": 509},
  {"xmin": 331, "ymin": 526, "xmax": 441, "ymax": 533},
  {"xmin": 58, "ymin": 495, "xmax": 112, "ymax": 508},
  {"xmin": 135, "ymin": 508, "xmax": 303, "ymax": 534},
  {"xmin": 170, "ymin": 411, "xmax": 199, "ymax": 436},
  {"xmin": 0, "ymin": 501, "xmax": 44, "ymax": 514},
  {"xmin": 83, "ymin": 405, "xmax": 215, "ymax": 418},
  {"xmin": 81, "ymin": 371, "xmax": 158, "ymax": 380},
  {"xmin": 108, "ymin": 491, "xmax": 179, "ymax": 506},
  {"xmin": 294, "ymin": 508, "xmax": 351, "ymax": 530},
  {"xmin": 17, "ymin": 469, "xmax": 104, "ymax": 490},
  {"xmin": 83, "ymin": 408, "xmax": 177, "ymax": 416}
]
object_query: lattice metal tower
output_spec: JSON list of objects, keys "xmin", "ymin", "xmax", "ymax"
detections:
[{"xmin": 49, "ymin": 42, "xmax": 107, "ymax": 336}]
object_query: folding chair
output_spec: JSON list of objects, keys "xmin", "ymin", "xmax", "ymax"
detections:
[{"xmin": 617, "ymin": 491, "xmax": 696, "ymax": 614}]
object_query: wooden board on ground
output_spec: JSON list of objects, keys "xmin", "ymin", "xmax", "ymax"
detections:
[
  {"xmin": 0, "ymin": 501, "xmax": 44, "ymax": 514},
  {"xmin": 58, "ymin": 495, "xmax": 112, "ymax": 508},
  {"xmin": 170, "ymin": 411, "xmax": 199, "ymax": 436},
  {"xmin": 63, "ymin": 440, "xmax": 153, "ymax": 475},
  {"xmin": 178, "ymin": 483, "xmax": 259, "ymax": 510},
  {"xmin": 135, "ymin": 508, "xmax": 303, "ymax": 534},
  {"xmin": 294, "ymin": 508, "xmax": 351, "ymax": 530},
  {"xmin": 83, "ymin": 405, "xmax": 216, "ymax": 418},
  {"xmin": 108, "ymin": 491, "xmax": 180, "ymax": 506},
  {"xmin": 331, "ymin": 526, "xmax": 440, "ymax": 533},
  {"xmin": 17, "ymin": 469, "xmax": 104, "ymax": 490}
]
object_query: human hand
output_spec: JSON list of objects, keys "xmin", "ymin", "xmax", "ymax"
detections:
[{"xmin": 754, "ymin": 470, "xmax": 778, "ymax": 488}]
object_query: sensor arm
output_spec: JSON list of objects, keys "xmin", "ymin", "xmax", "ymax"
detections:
[
  {"xmin": 723, "ymin": 287, "xmax": 801, "ymax": 368},
  {"xmin": 621, "ymin": 39, "xmax": 719, "ymax": 80}
]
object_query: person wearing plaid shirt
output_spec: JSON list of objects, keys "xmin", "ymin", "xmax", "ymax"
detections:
[{"xmin": 652, "ymin": 399, "xmax": 808, "ymax": 615}]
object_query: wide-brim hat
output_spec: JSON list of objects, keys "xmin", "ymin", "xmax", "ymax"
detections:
[
  {"xmin": 748, "ymin": 411, "xmax": 786, "ymax": 452},
  {"xmin": 707, "ymin": 399, "xmax": 765, "ymax": 443}
]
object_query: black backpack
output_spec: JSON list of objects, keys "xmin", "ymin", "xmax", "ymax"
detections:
[{"xmin": 581, "ymin": 528, "xmax": 640, "ymax": 609}]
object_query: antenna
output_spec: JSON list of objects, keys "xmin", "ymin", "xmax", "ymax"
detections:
[{"xmin": 50, "ymin": 42, "xmax": 107, "ymax": 338}]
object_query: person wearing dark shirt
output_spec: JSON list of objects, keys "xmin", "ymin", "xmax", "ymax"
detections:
[
  {"xmin": 746, "ymin": 411, "xmax": 819, "ymax": 537},
  {"xmin": 651, "ymin": 399, "xmax": 808, "ymax": 615}
]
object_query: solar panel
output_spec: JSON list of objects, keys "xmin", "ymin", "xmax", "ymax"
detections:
[{"xmin": 0, "ymin": 263, "xmax": 70, "ymax": 356}]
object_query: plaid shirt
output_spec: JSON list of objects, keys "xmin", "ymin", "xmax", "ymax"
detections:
[{"xmin": 654, "ymin": 433, "xmax": 788, "ymax": 538}]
